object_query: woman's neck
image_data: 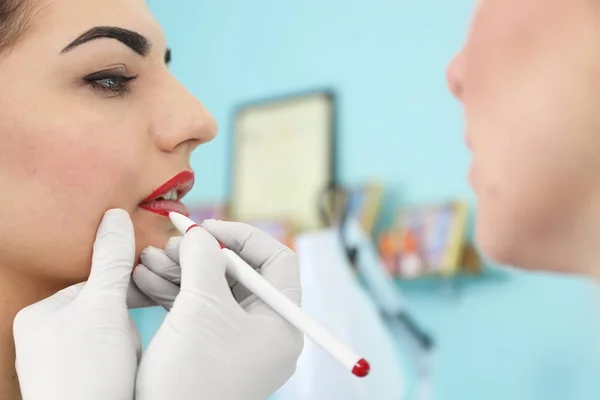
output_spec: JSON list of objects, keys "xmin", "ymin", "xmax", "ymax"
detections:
[{"xmin": 0, "ymin": 267, "xmax": 64, "ymax": 400}]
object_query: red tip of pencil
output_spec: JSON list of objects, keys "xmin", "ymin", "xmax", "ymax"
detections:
[
  {"xmin": 219, "ymin": 242, "xmax": 226, "ymax": 249},
  {"xmin": 352, "ymin": 358, "xmax": 370, "ymax": 377},
  {"xmin": 185, "ymin": 224, "xmax": 199, "ymax": 233}
]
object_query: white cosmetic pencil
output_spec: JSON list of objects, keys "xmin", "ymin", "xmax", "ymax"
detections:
[{"xmin": 169, "ymin": 212, "xmax": 370, "ymax": 378}]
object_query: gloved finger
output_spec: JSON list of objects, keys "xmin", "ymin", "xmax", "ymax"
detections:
[
  {"xmin": 178, "ymin": 227, "xmax": 233, "ymax": 303},
  {"xmin": 140, "ymin": 246, "xmax": 181, "ymax": 285},
  {"xmin": 202, "ymin": 220, "xmax": 301, "ymax": 299},
  {"xmin": 164, "ymin": 236, "xmax": 181, "ymax": 264},
  {"xmin": 231, "ymin": 280, "xmax": 253, "ymax": 304},
  {"xmin": 143, "ymin": 238, "xmax": 239, "ymax": 306},
  {"xmin": 13, "ymin": 282, "xmax": 85, "ymax": 331},
  {"xmin": 165, "ymin": 235, "xmax": 239, "ymax": 290},
  {"xmin": 126, "ymin": 279, "xmax": 156, "ymax": 309},
  {"xmin": 132, "ymin": 264, "xmax": 179, "ymax": 311},
  {"xmin": 81, "ymin": 209, "xmax": 135, "ymax": 301}
]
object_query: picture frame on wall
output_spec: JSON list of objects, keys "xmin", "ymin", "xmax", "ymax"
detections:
[{"xmin": 230, "ymin": 90, "xmax": 336, "ymax": 232}]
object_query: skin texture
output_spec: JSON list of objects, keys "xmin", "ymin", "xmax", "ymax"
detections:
[
  {"xmin": 447, "ymin": 0, "xmax": 600, "ymax": 276},
  {"xmin": 0, "ymin": 0, "xmax": 217, "ymax": 397}
]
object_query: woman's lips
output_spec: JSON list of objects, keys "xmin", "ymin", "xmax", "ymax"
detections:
[
  {"xmin": 140, "ymin": 171, "xmax": 194, "ymax": 217},
  {"xmin": 140, "ymin": 200, "xmax": 189, "ymax": 217},
  {"xmin": 142, "ymin": 171, "xmax": 194, "ymax": 203}
]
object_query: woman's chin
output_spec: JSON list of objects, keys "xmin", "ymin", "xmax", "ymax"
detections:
[
  {"xmin": 475, "ymin": 214, "xmax": 521, "ymax": 267},
  {"xmin": 133, "ymin": 219, "xmax": 180, "ymax": 262}
]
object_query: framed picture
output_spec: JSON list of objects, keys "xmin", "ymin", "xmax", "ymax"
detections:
[{"xmin": 230, "ymin": 90, "xmax": 336, "ymax": 232}]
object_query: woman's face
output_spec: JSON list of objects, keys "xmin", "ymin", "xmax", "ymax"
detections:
[
  {"xmin": 0, "ymin": 0, "xmax": 217, "ymax": 287},
  {"xmin": 447, "ymin": 0, "xmax": 600, "ymax": 274}
]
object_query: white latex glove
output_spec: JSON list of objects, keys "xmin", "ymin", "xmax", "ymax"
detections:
[
  {"xmin": 126, "ymin": 278, "xmax": 158, "ymax": 309},
  {"xmin": 133, "ymin": 235, "xmax": 253, "ymax": 311},
  {"xmin": 13, "ymin": 209, "xmax": 141, "ymax": 400},
  {"xmin": 135, "ymin": 220, "xmax": 304, "ymax": 400},
  {"xmin": 127, "ymin": 271, "xmax": 169, "ymax": 311},
  {"xmin": 130, "ymin": 239, "xmax": 182, "ymax": 310}
]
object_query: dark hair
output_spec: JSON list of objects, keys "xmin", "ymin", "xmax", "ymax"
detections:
[{"xmin": 0, "ymin": 0, "xmax": 35, "ymax": 52}]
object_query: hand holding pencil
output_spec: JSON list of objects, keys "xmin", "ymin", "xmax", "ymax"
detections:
[
  {"xmin": 135, "ymin": 214, "xmax": 370, "ymax": 400},
  {"xmin": 135, "ymin": 218, "xmax": 305, "ymax": 400}
]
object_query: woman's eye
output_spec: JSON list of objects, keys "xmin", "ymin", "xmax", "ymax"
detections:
[{"xmin": 83, "ymin": 69, "xmax": 138, "ymax": 98}]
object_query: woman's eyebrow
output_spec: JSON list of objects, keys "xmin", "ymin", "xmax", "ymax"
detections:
[{"xmin": 61, "ymin": 26, "xmax": 151, "ymax": 57}]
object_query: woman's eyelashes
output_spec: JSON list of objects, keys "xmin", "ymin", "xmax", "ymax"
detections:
[{"xmin": 82, "ymin": 67, "xmax": 138, "ymax": 98}]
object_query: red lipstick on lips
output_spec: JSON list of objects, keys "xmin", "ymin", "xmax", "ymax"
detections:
[{"xmin": 140, "ymin": 171, "xmax": 194, "ymax": 217}]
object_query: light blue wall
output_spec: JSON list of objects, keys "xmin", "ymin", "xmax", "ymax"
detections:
[
  {"xmin": 147, "ymin": 0, "xmax": 473, "ymax": 210},
  {"xmin": 132, "ymin": 1, "xmax": 600, "ymax": 399}
]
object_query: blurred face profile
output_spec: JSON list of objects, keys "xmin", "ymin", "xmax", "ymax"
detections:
[
  {"xmin": 0, "ymin": 0, "xmax": 217, "ymax": 290},
  {"xmin": 447, "ymin": 0, "xmax": 600, "ymax": 275}
]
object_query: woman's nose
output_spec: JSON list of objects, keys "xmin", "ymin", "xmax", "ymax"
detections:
[
  {"xmin": 446, "ymin": 51, "xmax": 465, "ymax": 101},
  {"xmin": 153, "ymin": 78, "xmax": 218, "ymax": 154}
]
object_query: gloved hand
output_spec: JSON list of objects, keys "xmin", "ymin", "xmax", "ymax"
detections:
[
  {"xmin": 13, "ymin": 209, "xmax": 141, "ymax": 400},
  {"xmin": 126, "ymin": 277, "xmax": 156, "ymax": 308},
  {"xmin": 125, "ymin": 243, "xmax": 178, "ymax": 309},
  {"xmin": 126, "ymin": 279, "xmax": 158, "ymax": 309},
  {"xmin": 129, "ymin": 238, "xmax": 182, "ymax": 310},
  {"xmin": 135, "ymin": 220, "xmax": 304, "ymax": 400},
  {"xmin": 132, "ymin": 229, "xmax": 258, "ymax": 311}
]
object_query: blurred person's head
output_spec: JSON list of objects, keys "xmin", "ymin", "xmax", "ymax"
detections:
[
  {"xmin": 0, "ymin": 0, "xmax": 216, "ymax": 297},
  {"xmin": 447, "ymin": 0, "xmax": 600, "ymax": 276}
]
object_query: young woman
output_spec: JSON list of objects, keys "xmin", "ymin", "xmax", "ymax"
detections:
[{"xmin": 0, "ymin": 0, "xmax": 302, "ymax": 398}]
